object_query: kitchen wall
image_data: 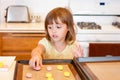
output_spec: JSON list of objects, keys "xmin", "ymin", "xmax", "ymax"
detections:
[
  {"xmin": 0, "ymin": 0, "xmax": 69, "ymax": 22},
  {"xmin": 0, "ymin": 0, "xmax": 120, "ymax": 23}
]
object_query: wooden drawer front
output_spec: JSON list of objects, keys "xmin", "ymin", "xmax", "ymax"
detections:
[
  {"xmin": 1, "ymin": 33, "xmax": 45, "ymax": 60},
  {"xmin": 89, "ymin": 43, "xmax": 120, "ymax": 56},
  {"xmin": 113, "ymin": 45, "xmax": 120, "ymax": 56},
  {"xmin": 3, "ymin": 37, "xmax": 40, "ymax": 51},
  {"xmin": 2, "ymin": 33, "xmax": 45, "ymax": 51}
]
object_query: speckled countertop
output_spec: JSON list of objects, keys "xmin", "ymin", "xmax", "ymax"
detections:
[{"xmin": 0, "ymin": 22, "xmax": 45, "ymax": 33}]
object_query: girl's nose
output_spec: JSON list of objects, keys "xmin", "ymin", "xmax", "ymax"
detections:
[{"xmin": 52, "ymin": 27, "xmax": 57, "ymax": 33}]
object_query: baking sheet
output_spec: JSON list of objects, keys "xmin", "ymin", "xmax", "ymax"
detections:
[
  {"xmin": 23, "ymin": 64, "xmax": 75, "ymax": 80},
  {"xmin": 16, "ymin": 59, "xmax": 81, "ymax": 80},
  {"xmin": 75, "ymin": 56, "xmax": 120, "ymax": 80},
  {"xmin": 85, "ymin": 62, "xmax": 120, "ymax": 80}
]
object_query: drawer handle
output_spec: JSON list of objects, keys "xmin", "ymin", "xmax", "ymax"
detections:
[{"xmin": 106, "ymin": 55, "xmax": 112, "ymax": 57}]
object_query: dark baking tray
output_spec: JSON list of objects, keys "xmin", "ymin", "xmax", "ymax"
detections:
[
  {"xmin": 15, "ymin": 59, "xmax": 83, "ymax": 80},
  {"xmin": 74, "ymin": 56, "xmax": 120, "ymax": 80}
]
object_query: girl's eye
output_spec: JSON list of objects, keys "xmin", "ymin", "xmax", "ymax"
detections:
[
  {"xmin": 48, "ymin": 26, "xmax": 52, "ymax": 29},
  {"xmin": 56, "ymin": 25, "xmax": 61, "ymax": 29}
]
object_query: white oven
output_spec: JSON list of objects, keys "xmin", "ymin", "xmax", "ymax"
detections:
[
  {"xmin": 69, "ymin": 0, "xmax": 120, "ymax": 57},
  {"xmin": 73, "ymin": 15, "xmax": 120, "ymax": 57}
]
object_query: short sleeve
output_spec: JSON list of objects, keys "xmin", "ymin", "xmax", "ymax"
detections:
[{"xmin": 38, "ymin": 38, "xmax": 50, "ymax": 50}]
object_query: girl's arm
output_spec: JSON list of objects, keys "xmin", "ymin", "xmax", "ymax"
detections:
[{"xmin": 29, "ymin": 44, "xmax": 45, "ymax": 70}]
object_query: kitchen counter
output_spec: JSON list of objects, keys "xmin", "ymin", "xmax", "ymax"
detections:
[
  {"xmin": 0, "ymin": 23, "xmax": 120, "ymax": 33},
  {"xmin": 0, "ymin": 22, "xmax": 45, "ymax": 33}
]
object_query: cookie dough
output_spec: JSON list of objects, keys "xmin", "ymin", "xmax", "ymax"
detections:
[
  {"xmin": 26, "ymin": 72, "xmax": 32, "ymax": 78},
  {"xmin": 46, "ymin": 73, "xmax": 52, "ymax": 78},
  {"xmin": 34, "ymin": 66, "xmax": 41, "ymax": 71},
  {"xmin": 47, "ymin": 66, "xmax": 52, "ymax": 71},
  {"xmin": 64, "ymin": 71, "xmax": 70, "ymax": 77},
  {"xmin": 57, "ymin": 65, "xmax": 63, "ymax": 70},
  {"xmin": 0, "ymin": 62, "xmax": 4, "ymax": 68},
  {"xmin": 47, "ymin": 77, "xmax": 54, "ymax": 80}
]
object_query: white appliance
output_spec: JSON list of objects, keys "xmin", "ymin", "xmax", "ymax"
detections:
[{"xmin": 6, "ymin": 5, "xmax": 30, "ymax": 23}]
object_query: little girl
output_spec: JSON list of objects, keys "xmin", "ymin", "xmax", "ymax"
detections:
[{"xmin": 29, "ymin": 7, "xmax": 84, "ymax": 70}]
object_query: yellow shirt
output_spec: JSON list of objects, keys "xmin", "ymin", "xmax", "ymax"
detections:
[{"xmin": 38, "ymin": 38, "xmax": 77, "ymax": 59}]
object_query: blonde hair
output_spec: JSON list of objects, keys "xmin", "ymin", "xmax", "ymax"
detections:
[{"xmin": 45, "ymin": 7, "xmax": 76, "ymax": 44}]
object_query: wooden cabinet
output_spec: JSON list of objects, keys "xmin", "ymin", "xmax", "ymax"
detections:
[
  {"xmin": 89, "ymin": 43, "xmax": 120, "ymax": 57},
  {"xmin": 0, "ymin": 33, "xmax": 45, "ymax": 60}
]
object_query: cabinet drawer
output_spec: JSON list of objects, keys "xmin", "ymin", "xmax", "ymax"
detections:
[
  {"xmin": 3, "ymin": 37, "xmax": 40, "ymax": 51},
  {"xmin": 2, "ymin": 33, "xmax": 45, "ymax": 51},
  {"xmin": 0, "ymin": 33, "xmax": 45, "ymax": 60},
  {"xmin": 89, "ymin": 43, "xmax": 120, "ymax": 56}
]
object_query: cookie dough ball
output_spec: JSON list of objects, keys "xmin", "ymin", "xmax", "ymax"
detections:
[
  {"xmin": 64, "ymin": 71, "xmax": 70, "ymax": 77},
  {"xmin": 47, "ymin": 77, "xmax": 54, "ymax": 80},
  {"xmin": 47, "ymin": 66, "xmax": 52, "ymax": 71},
  {"xmin": 0, "ymin": 62, "xmax": 4, "ymax": 68},
  {"xmin": 26, "ymin": 72, "xmax": 32, "ymax": 78},
  {"xmin": 57, "ymin": 65, "xmax": 63, "ymax": 70},
  {"xmin": 46, "ymin": 73, "xmax": 52, "ymax": 78},
  {"xmin": 34, "ymin": 66, "xmax": 41, "ymax": 71}
]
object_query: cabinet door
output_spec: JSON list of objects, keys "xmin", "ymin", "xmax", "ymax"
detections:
[
  {"xmin": 1, "ymin": 33, "xmax": 45, "ymax": 60},
  {"xmin": 89, "ymin": 43, "xmax": 120, "ymax": 57}
]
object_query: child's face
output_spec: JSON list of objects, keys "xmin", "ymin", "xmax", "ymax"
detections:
[{"xmin": 47, "ymin": 18, "xmax": 69, "ymax": 42}]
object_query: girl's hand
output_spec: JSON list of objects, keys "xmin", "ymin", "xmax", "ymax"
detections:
[
  {"xmin": 72, "ymin": 44, "xmax": 84, "ymax": 57},
  {"xmin": 29, "ymin": 55, "xmax": 43, "ymax": 70}
]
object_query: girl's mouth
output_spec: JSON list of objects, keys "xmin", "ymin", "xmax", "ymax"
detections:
[{"xmin": 52, "ymin": 35, "xmax": 58, "ymax": 38}]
